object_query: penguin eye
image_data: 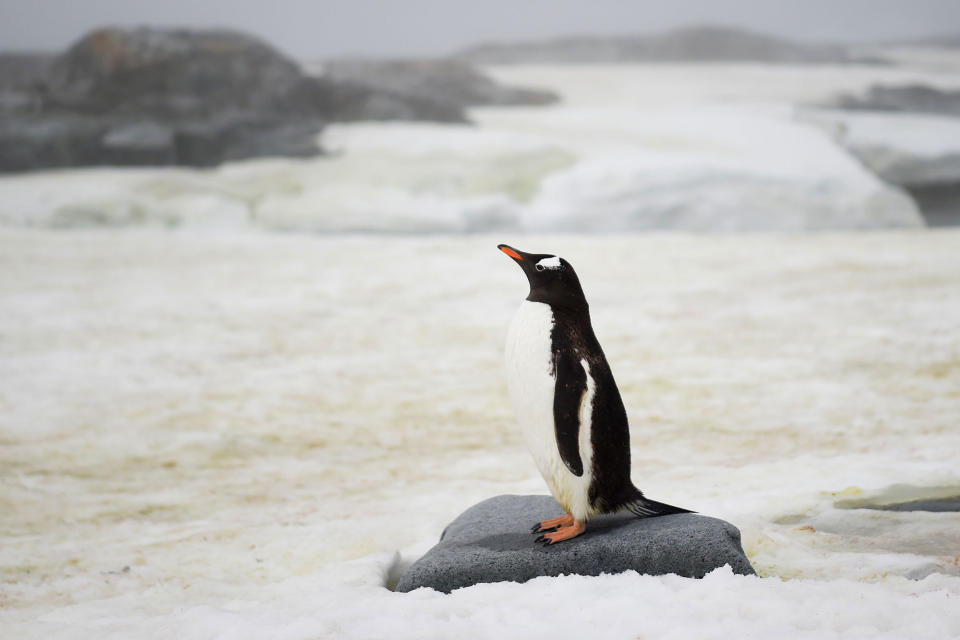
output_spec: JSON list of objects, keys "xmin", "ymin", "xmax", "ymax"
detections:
[{"xmin": 535, "ymin": 264, "xmax": 545, "ymax": 272}]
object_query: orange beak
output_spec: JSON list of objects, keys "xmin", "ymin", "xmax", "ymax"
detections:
[{"xmin": 498, "ymin": 245, "xmax": 523, "ymax": 261}]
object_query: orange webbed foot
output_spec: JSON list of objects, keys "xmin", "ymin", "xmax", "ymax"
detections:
[
  {"xmin": 534, "ymin": 520, "xmax": 586, "ymax": 545},
  {"xmin": 531, "ymin": 513, "xmax": 575, "ymax": 534}
]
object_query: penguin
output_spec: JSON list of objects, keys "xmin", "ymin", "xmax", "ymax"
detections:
[{"xmin": 498, "ymin": 244, "xmax": 691, "ymax": 545}]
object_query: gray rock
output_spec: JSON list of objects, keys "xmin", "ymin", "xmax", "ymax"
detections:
[
  {"xmin": 877, "ymin": 496, "xmax": 960, "ymax": 512},
  {"xmin": 0, "ymin": 52, "xmax": 55, "ymax": 90},
  {"xmin": 171, "ymin": 116, "xmax": 326, "ymax": 166},
  {"xmin": 0, "ymin": 52, "xmax": 54, "ymax": 114},
  {"xmin": 396, "ymin": 495, "xmax": 754, "ymax": 593},
  {"xmin": 834, "ymin": 84, "xmax": 960, "ymax": 116},
  {"xmin": 904, "ymin": 183, "xmax": 960, "ymax": 227},
  {"xmin": 101, "ymin": 121, "xmax": 176, "ymax": 165},
  {"xmin": 323, "ymin": 58, "xmax": 558, "ymax": 109},
  {"xmin": 0, "ymin": 116, "xmax": 106, "ymax": 170},
  {"xmin": 456, "ymin": 25, "xmax": 861, "ymax": 65},
  {"xmin": 45, "ymin": 27, "xmax": 304, "ymax": 117},
  {"xmin": 0, "ymin": 27, "xmax": 469, "ymax": 171},
  {"xmin": 0, "ymin": 112, "xmax": 328, "ymax": 171},
  {"xmin": 283, "ymin": 75, "xmax": 465, "ymax": 124}
]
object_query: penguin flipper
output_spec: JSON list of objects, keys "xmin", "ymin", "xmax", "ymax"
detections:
[{"xmin": 552, "ymin": 350, "xmax": 587, "ymax": 477}]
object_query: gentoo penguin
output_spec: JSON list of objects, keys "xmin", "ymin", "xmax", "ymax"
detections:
[{"xmin": 499, "ymin": 244, "xmax": 691, "ymax": 545}]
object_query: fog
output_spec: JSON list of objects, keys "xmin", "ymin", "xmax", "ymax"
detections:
[{"xmin": 1, "ymin": 0, "xmax": 959, "ymax": 58}]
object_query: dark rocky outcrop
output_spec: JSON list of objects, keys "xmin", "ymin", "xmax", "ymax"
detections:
[
  {"xmin": 322, "ymin": 58, "xmax": 558, "ymax": 109},
  {"xmin": 0, "ymin": 52, "xmax": 54, "ymax": 113},
  {"xmin": 904, "ymin": 183, "xmax": 960, "ymax": 227},
  {"xmin": 834, "ymin": 84, "xmax": 960, "ymax": 116},
  {"xmin": 456, "ymin": 25, "xmax": 863, "ymax": 65},
  {"xmin": 877, "ymin": 496, "xmax": 960, "ymax": 512},
  {"xmin": 396, "ymin": 494, "xmax": 754, "ymax": 593},
  {"xmin": 873, "ymin": 33, "xmax": 960, "ymax": 48},
  {"xmin": 0, "ymin": 27, "xmax": 466, "ymax": 171},
  {"xmin": 44, "ymin": 28, "xmax": 305, "ymax": 117},
  {"xmin": 0, "ymin": 53, "xmax": 54, "ymax": 90}
]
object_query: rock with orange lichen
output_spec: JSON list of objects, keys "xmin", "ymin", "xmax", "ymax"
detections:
[{"xmin": 0, "ymin": 27, "xmax": 465, "ymax": 171}]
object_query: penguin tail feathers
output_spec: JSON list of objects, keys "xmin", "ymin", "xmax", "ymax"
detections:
[{"xmin": 625, "ymin": 493, "xmax": 694, "ymax": 518}]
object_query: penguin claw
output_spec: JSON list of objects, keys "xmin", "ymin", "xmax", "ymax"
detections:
[{"xmin": 534, "ymin": 535, "xmax": 548, "ymax": 544}]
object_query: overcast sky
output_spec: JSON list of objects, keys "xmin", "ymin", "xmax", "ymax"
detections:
[{"xmin": 1, "ymin": 0, "xmax": 958, "ymax": 59}]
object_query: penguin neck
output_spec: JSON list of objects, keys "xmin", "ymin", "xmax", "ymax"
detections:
[{"xmin": 526, "ymin": 289, "xmax": 590, "ymax": 317}]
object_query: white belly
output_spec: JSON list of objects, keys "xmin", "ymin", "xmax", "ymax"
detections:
[{"xmin": 504, "ymin": 300, "xmax": 597, "ymax": 521}]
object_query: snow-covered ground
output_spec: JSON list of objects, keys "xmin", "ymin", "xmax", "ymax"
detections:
[
  {"xmin": 2, "ymin": 229, "xmax": 959, "ymax": 638},
  {"xmin": 4, "ymin": 52, "xmax": 960, "ymax": 637},
  {"xmin": 10, "ymin": 60, "xmax": 960, "ymax": 232}
]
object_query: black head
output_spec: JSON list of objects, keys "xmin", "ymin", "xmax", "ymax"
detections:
[{"xmin": 498, "ymin": 244, "xmax": 588, "ymax": 310}]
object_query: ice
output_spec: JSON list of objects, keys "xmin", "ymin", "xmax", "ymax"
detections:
[
  {"xmin": 7, "ymin": 61, "xmax": 960, "ymax": 232},
  {"xmin": 2, "ymin": 229, "xmax": 959, "ymax": 638},
  {"xmin": 826, "ymin": 111, "xmax": 960, "ymax": 158},
  {"xmin": 12, "ymin": 566, "xmax": 960, "ymax": 639},
  {"xmin": 3, "ymin": 57, "xmax": 960, "ymax": 637},
  {"xmin": 800, "ymin": 109, "xmax": 960, "ymax": 188}
]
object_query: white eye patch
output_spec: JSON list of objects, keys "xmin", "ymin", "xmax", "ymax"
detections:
[{"xmin": 536, "ymin": 256, "xmax": 562, "ymax": 270}]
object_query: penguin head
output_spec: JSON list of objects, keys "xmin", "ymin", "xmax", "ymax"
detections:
[{"xmin": 498, "ymin": 244, "xmax": 588, "ymax": 309}]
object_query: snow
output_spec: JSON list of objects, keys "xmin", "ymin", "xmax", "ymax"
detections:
[
  {"xmin": 2, "ymin": 229, "xmax": 960, "ymax": 639},
  {"xmin": 11, "ymin": 60, "xmax": 960, "ymax": 231},
  {"xmin": 3, "ymin": 54, "xmax": 960, "ymax": 638},
  {"xmin": 799, "ymin": 106, "xmax": 960, "ymax": 164},
  {"xmin": 15, "ymin": 563, "xmax": 960, "ymax": 640},
  {"xmin": 828, "ymin": 111, "xmax": 960, "ymax": 158}
]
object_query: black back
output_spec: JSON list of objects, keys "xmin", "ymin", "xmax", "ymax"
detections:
[{"xmin": 550, "ymin": 304, "xmax": 635, "ymax": 512}]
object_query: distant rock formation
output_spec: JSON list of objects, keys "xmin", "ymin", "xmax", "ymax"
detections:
[
  {"xmin": 456, "ymin": 25, "xmax": 863, "ymax": 65},
  {"xmin": 45, "ymin": 28, "xmax": 305, "ymax": 116},
  {"xmin": 0, "ymin": 52, "xmax": 54, "ymax": 88},
  {"xmin": 834, "ymin": 84, "xmax": 960, "ymax": 116},
  {"xmin": 0, "ymin": 52, "xmax": 54, "ymax": 112},
  {"xmin": 322, "ymin": 58, "xmax": 558, "ymax": 109},
  {"xmin": 873, "ymin": 33, "xmax": 960, "ymax": 48},
  {"xmin": 0, "ymin": 28, "xmax": 470, "ymax": 171}
]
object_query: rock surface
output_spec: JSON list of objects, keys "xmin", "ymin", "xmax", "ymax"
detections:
[
  {"xmin": 879, "ymin": 497, "xmax": 960, "ymax": 512},
  {"xmin": 835, "ymin": 84, "xmax": 960, "ymax": 116},
  {"xmin": 44, "ymin": 28, "xmax": 304, "ymax": 116},
  {"xmin": 0, "ymin": 28, "xmax": 467, "ymax": 171},
  {"xmin": 456, "ymin": 25, "xmax": 862, "ymax": 65},
  {"xmin": 322, "ymin": 58, "xmax": 558, "ymax": 109},
  {"xmin": 396, "ymin": 495, "xmax": 755, "ymax": 593}
]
